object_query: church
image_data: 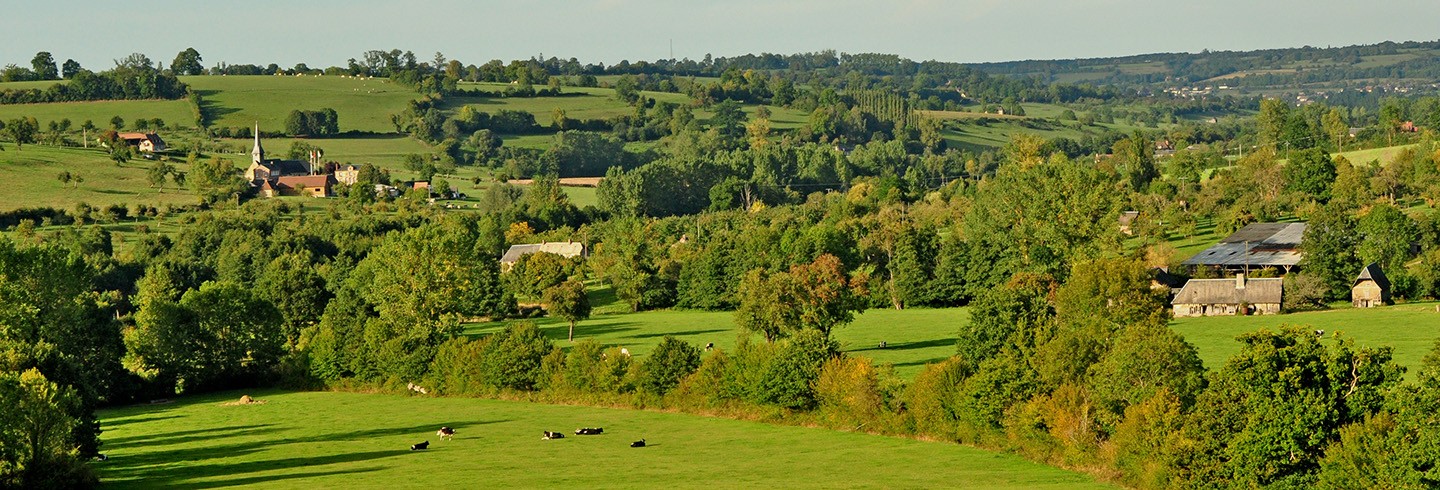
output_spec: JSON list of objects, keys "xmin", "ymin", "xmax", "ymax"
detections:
[{"xmin": 244, "ymin": 124, "xmax": 337, "ymax": 197}]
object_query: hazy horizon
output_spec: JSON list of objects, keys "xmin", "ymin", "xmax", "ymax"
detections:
[{"xmin": 4, "ymin": 0, "xmax": 1438, "ymax": 70}]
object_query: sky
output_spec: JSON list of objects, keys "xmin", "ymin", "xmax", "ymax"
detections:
[{"xmin": 4, "ymin": 0, "xmax": 1439, "ymax": 70}]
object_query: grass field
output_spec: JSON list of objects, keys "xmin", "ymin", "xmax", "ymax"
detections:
[
  {"xmin": 1335, "ymin": 143, "xmax": 1419, "ymax": 166},
  {"xmin": 468, "ymin": 298, "xmax": 964, "ymax": 379},
  {"xmin": 95, "ymin": 390, "xmax": 1111, "ymax": 489},
  {"xmin": 1173, "ymin": 302, "xmax": 1440, "ymax": 376},
  {"xmin": 0, "ymin": 99, "xmax": 196, "ymax": 131},
  {"xmin": 0, "ymin": 145, "xmax": 198, "ymax": 211},
  {"xmin": 183, "ymin": 75, "xmax": 419, "ymax": 133}
]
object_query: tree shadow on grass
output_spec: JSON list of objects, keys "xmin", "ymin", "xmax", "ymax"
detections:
[
  {"xmin": 624, "ymin": 328, "xmax": 728, "ymax": 340},
  {"xmin": 184, "ymin": 466, "xmax": 386, "ymax": 489},
  {"xmin": 889, "ymin": 357, "xmax": 953, "ymax": 369},
  {"xmin": 847, "ymin": 338, "xmax": 956, "ymax": 353},
  {"xmin": 103, "ymin": 413, "xmax": 183, "ymax": 429},
  {"xmin": 106, "ymin": 424, "xmax": 281, "ymax": 448},
  {"xmin": 107, "ymin": 451, "xmax": 405, "ymax": 488},
  {"xmin": 102, "ymin": 421, "xmax": 497, "ymax": 482}
]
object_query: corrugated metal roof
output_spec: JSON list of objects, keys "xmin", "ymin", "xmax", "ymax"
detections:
[{"xmin": 1181, "ymin": 222, "xmax": 1306, "ymax": 267}]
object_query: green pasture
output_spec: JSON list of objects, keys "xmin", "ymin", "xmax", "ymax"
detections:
[
  {"xmin": 0, "ymin": 79, "xmax": 66, "ymax": 91},
  {"xmin": 95, "ymin": 390, "xmax": 1110, "ymax": 489},
  {"xmin": 183, "ymin": 75, "xmax": 418, "ymax": 133},
  {"xmin": 1172, "ymin": 302, "xmax": 1440, "ymax": 377},
  {"xmin": 0, "ymin": 145, "xmax": 197, "ymax": 211},
  {"xmin": 468, "ymin": 298, "xmax": 964, "ymax": 379},
  {"xmin": 0, "ymin": 99, "xmax": 195, "ymax": 131},
  {"xmin": 1334, "ymin": 143, "xmax": 1419, "ymax": 166}
]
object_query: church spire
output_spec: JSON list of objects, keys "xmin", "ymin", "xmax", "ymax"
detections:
[{"xmin": 251, "ymin": 122, "xmax": 265, "ymax": 165}]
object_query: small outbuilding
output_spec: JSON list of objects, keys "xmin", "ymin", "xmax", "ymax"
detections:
[
  {"xmin": 1172, "ymin": 274, "xmax": 1283, "ymax": 317},
  {"xmin": 1352, "ymin": 263, "xmax": 1390, "ymax": 308}
]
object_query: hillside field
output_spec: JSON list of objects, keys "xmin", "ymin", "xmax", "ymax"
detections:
[
  {"xmin": 474, "ymin": 292, "xmax": 1440, "ymax": 380},
  {"xmin": 1172, "ymin": 301, "xmax": 1440, "ymax": 377},
  {"xmin": 0, "ymin": 145, "xmax": 197, "ymax": 210},
  {"xmin": 468, "ymin": 299, "xmax": 963, "ymax": 379},
  {"xmin": 95, "ymin": 390, "xmax": 1111, "ymax": 489},
  {"xmin": 183, "ymin": 75, "xmax": 419, "ymax": 133},
  {"xmin": 0, "ymin": 99, "xmax": 195, "ymax": 131}
]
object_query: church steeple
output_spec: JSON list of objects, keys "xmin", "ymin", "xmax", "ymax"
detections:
[{"xmin": 251, "ymin": 122, "xmax": 265, "ymax": 165}]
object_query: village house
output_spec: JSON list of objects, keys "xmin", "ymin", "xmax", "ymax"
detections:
[
  {"xmin": 500, "ymin": 241, "xmax": 587, "ymax": 270},
  {"xmin": 1172, "ymin": 274, "xmax": 1283, "ymax": 317},
  {"xmin": 1352, "ymin": 263, "xmax": 1390, "ymax": 308},
  {"xmin": 116, "ymin": 132, "xmax": 166, "ymax": 153},
  {"xmin": 334, "ymin": 165, "xmax": 360, "ymax": 185}
]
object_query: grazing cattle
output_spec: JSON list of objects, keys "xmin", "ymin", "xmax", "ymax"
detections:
[
  {"xmin": 575, "ymin": 427, "xmax": 604, "ymax": 435},
  {"xmin": 630, "ymin": 439, "xmax": 646, "ymax": 448},
  {"xmin": 94, "ymin": 454, "xmax": 108, "ymax": 462},
  {"xmin": 411, "ymin": 441, "xmax": 430, "ymax": 451},
  {"xmin": 543, "ymin": 431, "xmax": 565, "ymax": 440},
  {"xmin": 1315, "ymin": 329, "xmax": 1325, "ymax": 337},
  {"xmin": 437, "ymin": 427, "xmax": 456, "ymax": 440},
  {"xmin": 704, "ymin": 342, "xmax": 714, "ymax": 351},
  {"xmin": 878, "ymin": 341, "xmax": 887, "ymax": 349}
]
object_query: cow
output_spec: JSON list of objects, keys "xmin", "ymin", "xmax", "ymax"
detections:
[
  {"xmin": 575, "ymin": 427, "xmax": 604, "ymax": 435},
  {"xmin": 705, "ymin": 342, "xmax": 714, "ymax": 351},
  {"xmin": 543, "ymin": 431, "xmax": 565, "ymax": 440},
  {"xmin": 411, "ymin": 441, "xmax": 430, "ymax": 451},
  {"xmin": 437, "ymin": 427, "xmax": 456, "ymax": 440},
  {"xmin": 630, "ymin": 439, "xmax": 646, "ymax": 448}
]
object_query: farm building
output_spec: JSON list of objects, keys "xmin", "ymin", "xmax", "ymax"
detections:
[
  {"xmin": 1118, "ymin": 211, "xmax": 1140, "ymax": 235},
  {"xmin": 267, "ymin": 175, "xmax": 335, "ymax": 198},
  {"xmin": 1352, "ymin": 263, "xmax": 1390, "ymax": 308},
  {"xmin": 500, "ymin": 242, "xmax": 587, "ymax": 269},
  {"xmin": 1172, "ymin": 274, "xmax": 1283, "ymax": 317},
  {"xmin": 1180, "ymin": 222, "xmax": 1306, "ymax": 273},
  {"xmin": 117, "ymin": 132, "xmax": 166, "ymax": 153}
]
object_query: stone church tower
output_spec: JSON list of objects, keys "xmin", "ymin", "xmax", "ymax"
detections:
[{"xmin": 251, "ymin": 122, "xmax": 265, "ymax": 165}]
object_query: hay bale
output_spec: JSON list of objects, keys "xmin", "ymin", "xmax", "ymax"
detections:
[{"xmin": 221, "ymin": 395, "xmax": 267, "ymax": 406}]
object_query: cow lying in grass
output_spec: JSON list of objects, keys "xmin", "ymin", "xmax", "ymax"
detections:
[
  {"xmin": 574, "ymin": 427, "xmax": 603, "ymax": 435},
  {"xmin": 411, "ymin": 441, "xmax": 429, "ymax": 451},
  {"xmin": 630, "ymin": 439, "xmax": 646, "ymax": 448},
  {"xmin": 542, "ymin": 431, "xmax": 565, "ymax": 440},
  {"xmin": 437, "ymin": 427, "xmax": 456, "ymax": 440}
]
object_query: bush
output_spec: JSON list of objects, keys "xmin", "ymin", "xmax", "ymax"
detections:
[
  {"xmin": 814, "ymin": 356, "xmax": 885, "ymax": 428},
  {"xmin": 756, "ymin": 330, "xmax": 837, "ymax": 409},
  {"xmin": 475, "ymin": 322, "xmax": 555, "ymax": 391},
  {"xmin": 640, "ymin": 336, "xmax": 701, "ymax": 395}
]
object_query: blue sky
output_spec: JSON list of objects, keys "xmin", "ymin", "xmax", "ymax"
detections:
[{"xmin": 4, "ymin": 0, "xmax": 1438, "ymax": 70}]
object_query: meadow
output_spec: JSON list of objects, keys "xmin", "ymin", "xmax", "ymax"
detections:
[
  {"xmin": 0, "ymin": 145, "xmax": 197, "ymax": 210},
  {"xmin": 473, "ymin": 285, "xmax": 1440, "ymax": 381},
  {"xmin": 0, "ymin": 99, "xmax": 195, "ymax": 131},
  {"xmin": 94, "ymin": 390, "xmax": 1111, "ymax": 489},
  {"xmin": 1172, "ymin": 301, "xmax": 1440, "ymax": 376},
  {"xmin": 468, "ymin": 292, "xmax": 963, "ymax": 379},
  {"xmin": 182, "ymin": 75, "xmax": 419, "ymax": 133}
]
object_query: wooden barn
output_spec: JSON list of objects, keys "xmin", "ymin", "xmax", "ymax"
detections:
[
  {"xmin": 1352, "ymin": 263, "xmax": 1390, "ymax": 308},
  {"xmin": 1172, "ymin": 274, "xmax": 1283, "ymax": 317}
]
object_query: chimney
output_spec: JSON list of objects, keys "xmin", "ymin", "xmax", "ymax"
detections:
[{"xmin": 1235, "ymin": 273, "xmax": 1246, "ymax": 290}]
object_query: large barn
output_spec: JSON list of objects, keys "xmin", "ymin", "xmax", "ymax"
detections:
[
  {"xmin": 1172, "ymin": 274, "xmax": 1283, "ymax": 317},
  {"xmin": 1180, "ymin": 222, "xmax": 1306, "ymax": 273}
]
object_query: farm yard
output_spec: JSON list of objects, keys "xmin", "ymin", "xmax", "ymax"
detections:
[{"xmin": 95, "ymin": 390, "xmax": 1112, "ymax": 489}]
